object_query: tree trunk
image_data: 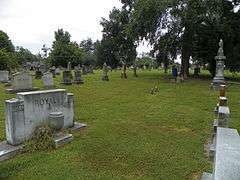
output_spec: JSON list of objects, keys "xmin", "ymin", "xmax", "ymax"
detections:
[
  {"xmin": 181, "ymin": 45, "xmax": 190, "ymax": 79},
  {"xmin": 133, "ymin": 65, "xmax": 138, "ymax": 77},
  {"xmin": 121, "ymin": 64, "xmax": 127, "ymax": 79},
  {"xmin": 180, "ymin": 25, "xmax": 192, "ymax": 79}
]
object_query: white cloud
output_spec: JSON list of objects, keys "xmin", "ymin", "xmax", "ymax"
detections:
[{"xmin": 0, "ymin": 0, "xmax": 124, "ymax": 54}]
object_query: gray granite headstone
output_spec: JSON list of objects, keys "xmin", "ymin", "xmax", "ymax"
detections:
[
  {"xmin": 6, "ymin": 71, "xmax": 38, "ymax": 92},
  {"xmin": 5, "ymin": 89, "xmax": 74, "ymax": 145}
]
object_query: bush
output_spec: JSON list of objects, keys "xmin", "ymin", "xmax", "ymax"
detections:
[{"xmin": 25, "ymin": 125, "xmax": 55, "ymax": 152}]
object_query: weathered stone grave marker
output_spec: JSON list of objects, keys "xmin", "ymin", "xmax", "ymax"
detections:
[
  {"xmin": 74, "ymin": 65, "xmax": 84, "ymax": 84},
  {"xmin": 0, "ymin": 89, "xmax": 87, "ymax": 161},
  {"xmin": 212, "ymin": 39, "xmax": 226, "ymax": 90},
  {"xmin": 102, "ymin": 63, "xmax": 109, "ymax": 81},
  {"xmin": 42, "ymin": 72, "xmax": 54, "ymax": 88},
  {"xmin": 6, "ymin": 71, "xmax": 38, "ymax": 93},
  {"xmin": 55, "ymin": 68, "xmax": 61, "ymax": 75},
  {"xmin": 62, "ymin": 62, "xmax": 73, "ymax": 85}
]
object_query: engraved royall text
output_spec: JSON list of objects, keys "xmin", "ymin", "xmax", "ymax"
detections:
[{"xmin": 33, "ymin": 97, "xmax": 58, "ymax": 106}]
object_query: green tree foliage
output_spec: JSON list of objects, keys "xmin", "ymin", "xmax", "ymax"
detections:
[
  {"xmin": 136, "ymin": 55, "xmax": 156, "ymax": 69},
  {"xmin": 0, "ymin": 49, "xmax": 17, "ymax": 70},
  {"xmin": 121, "ymin": 0, "xmax": 240, "ymax": 77},
  {"xmin": 80, "ymin": 38, "xmax": 97, "ymax": 66},
  {"xmin": 15, "ymin": 46, "xmax": 40, "ymax": 65},
  {"xmin": 48, "ymin": 29, "xmax": 84, "ymax": 67},
  {"xmin": 0, "ymin": 30, "xmax": 14, "ymax": 52},
  {"xmin": 193, "ymin": 0, "xmax": 240, "ymax": 76},
  {"xmin": 98, "ymin": 5, "xmax": 137, "ymax": 68},
  {"xmin": 0, "ymin": 30, "xmax": 17, "ymax": 70}
]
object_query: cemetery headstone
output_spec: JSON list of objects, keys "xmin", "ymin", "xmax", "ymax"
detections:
[
  {"xmin": 74, "ymin": 65, "xmax": 84, "ymax": 84},
  {"xmin": 102, "ymin": 63, "xmax": 109, "ymax": 81},
  {"xmin": 1, "ymin": 89, "xmax": 86, "ymax": 161},
  {"xmin": 212, "ymin": 39, "xmax": 226, "ymax": 90},
  {"xmin": 61, "ymin": 62, "xmax": 73, "ymax": 85},
  {"xmin": 42, "ymin": 72, "xmax": 54, "ymax": 88},
  {"xmin": 50, "ymin": 66, "xmax": 56, "ymax": 78},
  {"xmin": 55, "ymin": 68, "xmax": 61, "ymax": 75},
  {"xmin": 6, "ymin": 71, "xmax": 38, "ymax": 93},
  {"xmin": 5, "ymin": 89, "xmax": 75, "ymax": 145},
  {"xmin": 35, "ymin": 67, "xmax": 42, "ymax": 79},
  {"xmin": 121, "ymin": 62, "xmax": 127, "ymax": 79}
]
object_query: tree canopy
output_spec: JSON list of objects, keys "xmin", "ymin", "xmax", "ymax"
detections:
[
  {"xmin": 110, "ymin": 0, "xmax": 240, "ymax": 77},
  {"xmin": 48, "ymin": 29, "xmax": 85, "ymax": 67},
  {"xmin": 97, "ymin": 5, "xmax": 137, "ymax": 68}
]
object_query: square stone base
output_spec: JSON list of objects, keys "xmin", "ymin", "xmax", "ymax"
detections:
[
  {"xmin": 6, "ymin": 87, "xmax": 39, "ymax": 93},
  {"xmin": 53, "ymin": 133, "xmax": 73, "ymax": 148},
  {"xmin": 0, "ymin": 141, "xmax": 23, "ymax": 161},
  {"xmin": 70, "ymin": 122, "xmax": 87, "ymax": 132}
]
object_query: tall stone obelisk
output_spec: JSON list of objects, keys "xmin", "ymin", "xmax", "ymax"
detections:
[{"xmin": 212, "ymin": 39, "xmax": 226, "ymax": 90}]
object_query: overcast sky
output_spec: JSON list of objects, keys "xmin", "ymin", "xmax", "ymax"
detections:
[{"xmin": 0, "ymin": 0, "xmax": 150, "ymax": 55}]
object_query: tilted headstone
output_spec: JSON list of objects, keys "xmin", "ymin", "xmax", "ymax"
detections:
[
  {"xmin": 0, "ymin": 71, "xmax": 9, "ymax": 83},
  {"xmin": 42, "ymin": 72, "xmax": 54, "ymax": 88},
  {"xmin": 5, "ymin": 89, "xmax": 74, "ymax": 145}
]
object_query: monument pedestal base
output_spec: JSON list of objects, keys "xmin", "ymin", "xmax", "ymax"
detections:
[
  {"xmin": 0, "ymin": 141, "xmax": 23, "ymax": 162},
  {"xmin": 53, "ymin": 133, "xmax": 73, "ymax": 148},
  {"xmin": 6, "ymin": 87, "xmax": 39, "ymax": 93},
  {"xmin": 70, "ymin": 122, "xmax": 87, "ymax": 132}
]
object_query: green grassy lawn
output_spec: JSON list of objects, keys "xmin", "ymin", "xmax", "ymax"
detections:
[{"xmin": 0, "ymin": 70, "xmax": 239, "ymax": 180}]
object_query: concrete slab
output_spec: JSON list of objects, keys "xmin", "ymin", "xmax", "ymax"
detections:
[
  {"xmin": 0, "ymin": 141, "xmax": 23, "ymax": 161},
  {"xmin": 70, "ymin": 122, "xmax": 87, "ymax": 132},
  {"xmin": 214, "ymin": 127, "xmax": 240, "ymax": 180},
  {"xmin": 53, "ymin": 133, "xmax": 73, "ymax": 148}
]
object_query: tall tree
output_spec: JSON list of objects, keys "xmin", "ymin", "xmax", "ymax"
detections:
[
  {"xmin": 48, "ymin": 29, "xmax": 84, "ymax": 67},
  {"xmin": 15, "ymin": 46, "xmax": 40, "ymax": 65},
  {"xmin": 80, "ymin": 38, "xmax": 97, "ymax": 66},
  {"xmin": 99, "ymin": 5, "xmax": 137, "ymax": 73},
  {"xmin": 0, "ymin": 30, "xmax": 17, "ymax": 70},
  {"xmin": 0, "ymin": 30, "xmax": 14, "ymax": 52}
]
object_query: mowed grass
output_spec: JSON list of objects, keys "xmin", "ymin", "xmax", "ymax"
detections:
[{"xmin": 0, "ymin": 70, "xmax": 239, "ymax": 180}]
